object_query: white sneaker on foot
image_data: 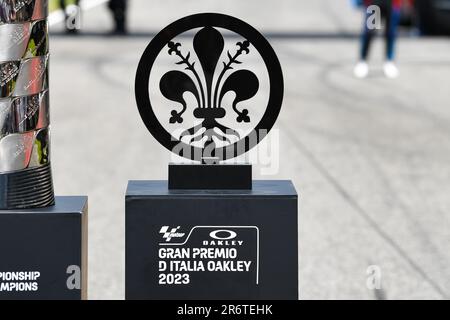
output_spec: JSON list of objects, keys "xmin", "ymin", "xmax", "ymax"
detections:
[
  {"xmin": 353, "ymin": 61, "xmax": 369, "ymax": 78},
  {"xmin": 383, "ymin": 61, "xmax": 399, "ymax": 79}
]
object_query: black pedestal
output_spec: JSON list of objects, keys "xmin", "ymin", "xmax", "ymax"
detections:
[
  {"xmin": 0, "ymin": 196, "xmax": 88, "ymax": 300},
  {"xmin": 126, "ymin": 180, "xmax": 298, "ymax": 300},
  {"xmin": 168, "ymin": 163, "xmax": 252, "ymax": 190}
]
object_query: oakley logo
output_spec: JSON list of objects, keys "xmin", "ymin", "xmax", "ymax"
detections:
[
  {"xmin": 159, "ymin": 226, "xmax": 185, "ymax": 242},
  {"xmin": 209, "ymin": 230, "xmax": 237, "ymax": 240}
]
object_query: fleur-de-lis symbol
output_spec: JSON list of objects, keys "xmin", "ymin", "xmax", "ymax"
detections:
[{"xmin": 159, "ymin": 27, "xmax": 259, "ymax": 150}]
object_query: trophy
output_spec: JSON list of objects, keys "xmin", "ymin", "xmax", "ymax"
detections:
[
  {"xmin": 0, "ymin": 0, "xmax": 87, "ymax": 300},
  {"xmin": 0, "ymin": 1, "xmax": 53, "ymax": 209},
  {"xmin": 127, "ymin": 13, "xmax": 298, "ymax": 300}
]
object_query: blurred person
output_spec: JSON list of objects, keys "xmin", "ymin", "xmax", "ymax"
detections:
[
  {"xmin": 108, "ymin": 0, "xmax": 128, "ymax": 34},
  {"xmin": 59, "ymin": 0, "xmax": 80, "ymax": 34},
  {"xmin": 353, "ymin": 0, "xmax": 402, "ymax": 79}
]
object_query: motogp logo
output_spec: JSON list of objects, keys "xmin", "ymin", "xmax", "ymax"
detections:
[{"xmin": 159, "ymin": 226, "xmax": 186, "ymax": 242}]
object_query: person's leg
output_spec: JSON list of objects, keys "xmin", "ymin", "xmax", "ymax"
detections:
[
  {"xmin": 59, "ymin": 0, "xmax": 71, "ymax": 32},
  {"xmin": 355, "ymin": 8, "xmax": 376, "ymax": 78},
  {"xmin": 360, "ymin": 11, "xmax": 376, "ymax": 61},
  {"xmin": 383, "ymin": 4, "xmax": 400, "ymax": 77},
  {"xmin": 60, "ymin": 0, "xmax": 80, "ymax": 34},
  {"xmin": 109, "ymin": 0, "xmax": 128, "ymax": 34},
  {"xmin": 385, "ymin": 6, "xmax": 400, "ymax": 61},
  {"xmin": 59, "ymin": 0, "xmax": 66, "ymax": 11}
]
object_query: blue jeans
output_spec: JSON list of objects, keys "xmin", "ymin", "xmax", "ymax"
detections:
[{"xmin": 360, "ymin": 5, "xmax": 401, "ymax": 61}]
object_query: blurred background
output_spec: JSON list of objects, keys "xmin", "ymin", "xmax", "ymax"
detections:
[{"xmin": 47, "ymin": 0, "xmax": 450, "ymax": 299}]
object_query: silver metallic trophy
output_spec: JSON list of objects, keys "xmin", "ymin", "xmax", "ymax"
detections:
[{"xmin": 0, "ymin": 0, "xmax": 54, "ymax": 209}]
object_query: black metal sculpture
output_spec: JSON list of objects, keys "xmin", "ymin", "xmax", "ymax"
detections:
[{"xmin": 136, "ymin": 13, "xmax": 283, "ymax": 162}]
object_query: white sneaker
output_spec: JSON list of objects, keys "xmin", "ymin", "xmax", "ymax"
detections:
[
  {"xmin": 353, "ymin": 61, "xmax": 369, "ymax": 78},
  {"xmin": 383, "ymin": 61, "xmax": 399, "ymax": 79}
]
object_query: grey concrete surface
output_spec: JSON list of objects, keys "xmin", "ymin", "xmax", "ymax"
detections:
[{"xmin": 48, "ymin": 0, "xmax": 450, "ymax": 299}]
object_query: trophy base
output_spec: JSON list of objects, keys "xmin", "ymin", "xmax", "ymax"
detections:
[
  {"xmin": 126, "ymin": 180, "xmax": 298, "ymax": 300},
  {"xmin": 0, "ymin": 196, "xmax": 88, "ymax": 300},
  {"xmin": 168, "ymin": 163, "xmax": 252, "ymax": 190},
  {"xmin": 0, "ymin": 163, "xmax": 55, "ymax": 210}
]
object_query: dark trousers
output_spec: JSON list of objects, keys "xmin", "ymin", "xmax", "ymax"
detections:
[
  {"xmin": 59, "ymin": 0, "xmax": 80, "ymax": 31},
  {"xmin": 108, "ymin": 0, "xmax": 128, "ymax": 32},
  {"xmin": 360, "ymin": 1, "xmax": 400, "ymax": 61}
]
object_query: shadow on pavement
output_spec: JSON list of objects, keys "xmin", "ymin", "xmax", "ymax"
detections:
[{"xmin": 50, "ymin": 30, "xmax": 362, "ymax": 39}]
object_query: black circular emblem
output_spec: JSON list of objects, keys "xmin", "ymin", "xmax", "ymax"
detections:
[{"xmin": 135, "ymin": 13, "xmax": 283, "ymax": 162}]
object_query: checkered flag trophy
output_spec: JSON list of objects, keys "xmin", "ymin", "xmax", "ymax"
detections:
[{"xmin": 0, "ymin": 0, "xmax": 54, "ymax": 209}]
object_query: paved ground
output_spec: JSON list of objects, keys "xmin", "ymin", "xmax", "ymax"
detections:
[{"xmin": 48, "ymin": 0, "xmax": 450, "ymax": 299}]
